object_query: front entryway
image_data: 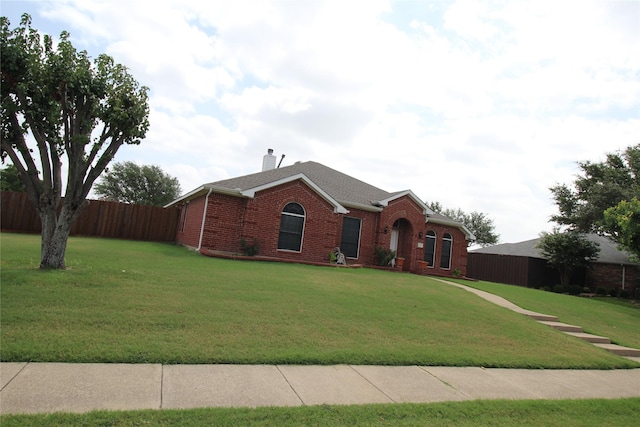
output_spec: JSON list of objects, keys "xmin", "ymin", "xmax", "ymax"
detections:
[{"xmin": 390, "ymin": 219, "xmax": 413, "ymax": 270}]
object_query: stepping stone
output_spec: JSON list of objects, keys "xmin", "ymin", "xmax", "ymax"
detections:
[
  {"xmin": 523, "ymin": 312, "xmax": 558, "ymax": 322},
  {"xmin": 593, "ymin": 343, "xmax": 640, "ymax": 357},
  {"xmin": 564, "ymin": 331, "xmax": 610, "ymax": 344},
  {"xmin": 538, "ymin": 321, "xmax": 583, "ymax": 333}
]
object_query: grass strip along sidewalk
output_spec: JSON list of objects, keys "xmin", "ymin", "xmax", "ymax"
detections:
[
  {"xmin": 2, "ymin": 398, "xmax": 639, "ymax": 427},
  {"xmin": 1, "ymin": 233, "xmax": 637, "ymax": 369}
]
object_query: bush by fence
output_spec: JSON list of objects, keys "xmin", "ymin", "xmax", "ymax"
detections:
[{"xmin": 1, "ymin": 191, "xmax": 179, "ymax": 242}]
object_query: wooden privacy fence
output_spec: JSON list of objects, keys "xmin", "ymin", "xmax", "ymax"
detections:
[
  {"xmin": 467, "ymin": 252, "xmax": 562, "ymax": 288},
  {"xmin": 1, "ymin": 191, "xmax": 180, "ymax": 242}
]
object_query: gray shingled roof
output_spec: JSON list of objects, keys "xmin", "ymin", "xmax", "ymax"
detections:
[
  {"xmin": 470, "ymin": 234, "xmax": 638, "ymax": 265},
  {"xmin": 167, "ymin": 160, "xmax": 474, "ymax": 238},
  {"xmin": 210, "ymin": 161, "xmax": 394, "ymax": 209}
]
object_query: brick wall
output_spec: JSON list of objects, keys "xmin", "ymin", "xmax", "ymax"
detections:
[
  {"xmin": 338, "ymin": 208, "xmax": 379, "ymax": 264},
  {"xmin": 422, "ymin": 223, "xmax": 469, "ymax": 277},
  {"xmin": 201, "ymin": 193, "xmax": 246, "ymax": 252},
  {"xmin": 175, "ymin": 182, "xmax": 470, "ymax": 274},
  {"xmin": 240, "ymin": 181, "xmax": 340, "ymax": 263},
  {"xmin": 588, "ymin": 263, "xmax": 639, "ymax": 291},
  {"xmin": 379, "ymin": 197, "xmax": 429, "ymax": 272},
  {"xmin": 175, "ymin": 196, "xmax": 206, "ymax": 249}
]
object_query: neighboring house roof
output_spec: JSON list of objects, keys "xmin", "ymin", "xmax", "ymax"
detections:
[
  {"xmin": 165, "ymin": 160, "xmax": 475, "ymax": 238},
  {"xmin": 470, "ymin": 234, "xmax": 638, "ymax": 266}
]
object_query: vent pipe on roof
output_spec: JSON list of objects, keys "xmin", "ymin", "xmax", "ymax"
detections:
[{"xmin": 262, "ymin": 149, "xmax": 276, "ymax": 171}]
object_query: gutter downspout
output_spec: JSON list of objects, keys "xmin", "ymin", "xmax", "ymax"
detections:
[{"xmin": 197, "ymin": 188, "xmax": 213, "ymax": 252}]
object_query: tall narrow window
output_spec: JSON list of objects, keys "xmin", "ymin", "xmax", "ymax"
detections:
[
  {"xmin": 440, "ymin": 233, "xmax": 452, "ymax": 269},
  {"xmin": 340, "ymin": 216, "xmax": 362, "ymax": 258},
  {"xmin": 424, "ymin": 230, "xmax": 436, "ymax": 267},
  {"xmin": 278, "ymin": 203, "xmax": 305, "ymax": 252}
]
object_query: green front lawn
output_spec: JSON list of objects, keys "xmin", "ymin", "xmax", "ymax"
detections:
[
  {"xmin": 1, "ymin": 233, "xmax": 637, "ymax": 368},
  {"xmin": 454, "ymin": 279, "xmax": 640, "ymax": 350}
]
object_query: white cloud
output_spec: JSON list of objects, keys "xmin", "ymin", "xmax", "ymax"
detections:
[{"xmin": 3, "ymin": 0, "xmax": 638, "ymax": 244}]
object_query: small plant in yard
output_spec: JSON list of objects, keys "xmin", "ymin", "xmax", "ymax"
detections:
[
  {"xmin": 240, "ymin": 238, "xmax": 259, "ymax": 256},
  {"xmin": 374, "ymin": 246, "xmax": 395, "ymax": 266}
]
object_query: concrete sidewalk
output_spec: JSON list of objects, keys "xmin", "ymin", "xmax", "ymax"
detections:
[{"xmin": 1, "ymin": 362, "xmax": 639, "ymax": 414}]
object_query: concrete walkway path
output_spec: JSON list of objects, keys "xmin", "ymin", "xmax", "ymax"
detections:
[{"xmin": 1, "ymin": 362, "xmax": 639, "ymax": 414}]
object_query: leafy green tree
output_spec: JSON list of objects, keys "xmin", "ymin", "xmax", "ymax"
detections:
[
  {"xmin": 0, "ymin": 163, "xmax": 25, "ymax": 191},
  {"xmin": 94, "ymin": 161, "xmax": 181, "ymax": 206},
  {"xmin": 426, "ymin": 201, "xmax": 499, "ymax": 247},
  {"xmin": 0, "ymin": 14, "xmax": 149, "ymax": 269},
  {"xmin": 536, "ymin": 229, "xmax": 600, "ymax": 287},
  {"xmin": 550, "ymin": 145, "xmax": 639, "ymax": 234},
  {"xmin": 603, "ymin": 198, "xmax": 640, "ymax": 261}
]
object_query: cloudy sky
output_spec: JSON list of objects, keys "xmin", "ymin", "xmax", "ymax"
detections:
[{"xmin": 3, "ymin": 0, "xmax": 639, "ymax": 244}]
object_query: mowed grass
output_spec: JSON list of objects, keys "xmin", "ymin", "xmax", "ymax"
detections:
[
  {"xmin": 2, "ymin": 398, "xmax": 639, "ymax": 427},
  {"xmin": 1, "ymin": 233, "xmax": 637, "ymax": 368},
  {"xmin": 453, "ymin": 279, "xmax": 640, "ymax": 350}
]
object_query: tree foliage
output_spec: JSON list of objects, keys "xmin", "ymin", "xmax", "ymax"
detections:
[
  {"xmin": 426, "ymin": 201, "xmax": 499, "ymax": 247},
  {"xmin": 603, "ymin": 198, "xmax": 640, "ymax": 262},
  {"xmin": 549, "ymin": 145, "xmax": 639, "ymax": 258},
  {"xmin": 0, "ymin": 14, "xmax": 149, "ymax": 268},
  {"xmin": 536, "ymin": 229, "xmax": 600, "ymax": 287},
  {"xmin": 94, "ymin": 161, "xmax": 181, "ymax": 206},
  {"xmin": 550, "ymin": 145, "xmax": 639, "ymax": 233},
  {"xmin": 0, "ymin": 163, "xmax": 25, "ymax": 191}
]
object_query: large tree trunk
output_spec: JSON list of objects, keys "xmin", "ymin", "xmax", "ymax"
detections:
[
  {"xmin": 38, "ymin": 202, "xmax": 82, "ymax": 269},
  {"xmin": 40, "ymin": 225, "xmax": 71, "ymax": 269}
]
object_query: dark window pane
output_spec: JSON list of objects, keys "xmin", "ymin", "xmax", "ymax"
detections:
[
  {"xmin": 440, "ymin": 233, "xmax": 452, "ymax": 269},
  {"xmin": 283, "ymin": 203, "xmax": 305, "ymax": 215},
  {"xmin": 278, "ymin": 203, "xmax": 305, "ymax": 251},
  {"xmin": 424, "ymin": 230, "xmax": 436, "ymax": 266},
  {"xmin": 340, "ymin": 217, "xmax": 361, "ymax": 258}
]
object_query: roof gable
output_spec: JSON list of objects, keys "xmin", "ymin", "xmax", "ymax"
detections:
[
  {"xmin": 241, "ymin": 173, "xmax": 348, "ymax": 214},
  {"xmin": 376, "ymin": 190, "xmax": 433, "ymax": 215},
  {"xmin": 204, "ymin": 161, "xmax": 393, "ymax": 210}
]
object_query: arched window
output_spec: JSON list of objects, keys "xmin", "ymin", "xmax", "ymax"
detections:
[
  {"xmin": 440, "ymin": 233, "xmax": 452, "ymax": 269},
  {"xmin": 278, "ymin": 203, "xmax": 305, "ymax": 252},
  {"xmin": 424, "ymin": 230, "xmax": 436, "ymax": 267}
]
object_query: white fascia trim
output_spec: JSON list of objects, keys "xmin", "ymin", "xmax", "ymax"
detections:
[
  {"xmin": 342, "ymin": 201, "xmax": 383, "ymax": 213},
  {"xmin": 426, "ymin": 216, "xmax": 476, "ymax": 241},
  {"xmin": 163, "ymin": 185, "xmax": 208, "ymax": 208},
  {"xmin": 241, "ymin": 173, "xmax": 349, "ymax": 214},
  {"xmin": 164, "ymin": 185, "xmax": 245, "ymax": 208},
  {"xmin": 376, "ymin": 190, "xmax": 434, "ymax": 215}
]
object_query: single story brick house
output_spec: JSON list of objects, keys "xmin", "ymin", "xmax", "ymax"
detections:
[
  {"xmin": 468, "ymin": 234, "xmax": 639, "ymax": 291},
  {"xmin": 165, "ymin": 150, "xmax": 474, "ymax": 276}
]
